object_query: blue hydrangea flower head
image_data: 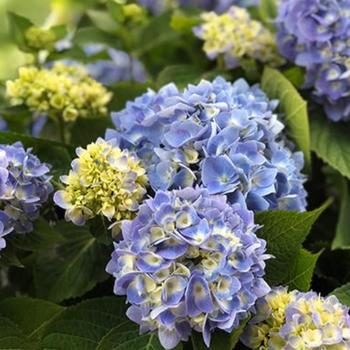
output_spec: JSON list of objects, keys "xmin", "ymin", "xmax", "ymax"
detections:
[
  {"xmin": 0, "ymin": 142, "xmax": 52, "ymax": 250},
  {"xmin": 241, "ymin": 287, "xmax": 350, "ymax": 349},
  {"xmin": 107, "ymin": 77, "xmax": 307, "ymax": 212},
  {"xmin": 83, "ymin": 44, "xmax": 147, "ymax": 85},
  {"xmin": 276, "ymin": 0, "xmax": 350, "ymax": 121},
  {"xmin": 106, "ymin": 187, "xmax": 270, "ymax": 349}
]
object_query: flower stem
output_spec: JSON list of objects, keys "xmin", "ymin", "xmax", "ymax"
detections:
[{"xmin": 57, "ymin": 115, "xmax": 66, "ymax": 144}]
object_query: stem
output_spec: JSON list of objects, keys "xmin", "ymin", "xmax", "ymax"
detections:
[
  {"xmin": 57, "ymin": 115, "xmax": 66, "ymax": 144},
  {"xmin": 217, "ymin": 55, "xmax": 226, "ymax": 71}
]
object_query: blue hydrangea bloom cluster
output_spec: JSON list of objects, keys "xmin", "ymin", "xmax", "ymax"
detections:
[
  {"xmin": 0, "ymin": 117, "xmax": 7, "ymax": 132},
  {"xmin": 276, "ymin": 0, "xmax": 350, "ymax": 121},
  {"xmin": 0, "ymin": 142, "xmax": 52, "ymax": 250},
  {"xmin": 241, "ymin": 287, "xmax": 350, "ymax": 349},
  {"xmin": 137, "ymin": 0, "xmax": 258, "ymax": 14},
  {"xmin": 107, "ymin": 77, "xmax": 307, "ymax": 212},
  {"xmin": 83, "ymin": 44, "xmax": 147, "ymax": 86},
  {"xmin": 106, "ymin": 187, "xmax": 270, "ymax": 349}
]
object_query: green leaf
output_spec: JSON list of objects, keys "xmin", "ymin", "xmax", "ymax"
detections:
[
  {"xmin": 96, "ymin": 323, "xmax": 165, "ymax": 350},
  {"xmin": 330, "ymin": 174, "xmax": 350, "ymax": 250},
  {"xmin": 87, "ymin": 10, "xmax": 118, "ymax": 34},
  {"xmin": 7, "ymin": 12, "xmax": 33, "ymax": 52},
  {"xmin": 0, "ymin": 297, "xmax": 63, "ymax": 348},
  {"xmin": 157, "ymin": 64, "xmax": 205, "ymax": 89},
  {"xmin": 38, "ymin": 297, "xmax": 170, "ymax": 350},
  {"xmin": 74, "ymin": 27, "xmax": 119, "ymax": 47},
  {"xmin": 258, "ymin": 0, "xmax": 277, "ymax": 31},
  {"xmin": 33, "ymin": 222, "xmax": 111, "ymax": 302},
  {"xmin": 191, "ymin": 318, "xmax": 249, "ymax": 350},
  {"xmin": 50, "ymin": 25, "xmax": 68, "ymax": 41},
  {"xmin": 255, "ymin": 200, "xmax": 330, "ymax": 286},
  {"xmin": 11, "ymin": 218, "xmax": 64, "ymax": 252},
  {"xmin": 108, "ymin": 81, "xmax": 153, "ymax": 110},
  {"xmin": 261, "ymin": 67, "xmax": 311, "ymax": 170},
  {"xmin": 0, "ymin": 131, "xmax": 73, "ymax": 180},
  {"xmin": 170, "ymin": 12, "xmax": 201, "ymax": 34},
  {"xmin": 311, "ymin": 117, "xmax": 350, "ymax": 181},
  {"xmin": 331, "ymin": 283, "xmax": 350, "ymax": 306},
  {"xmin": 284, "ymin": 249, "xmax": 322, "ymax": 292},
  {"xmin": 0, "ymin": 242, "xmax": 24, "ymax": 268},
  {"xmin": 135, "ymin": 11, "xmax": 180, "ymax": 56},
  {"xmin": 282, "ymin": 67, "xmax": 305, "ymax": 89},
  {"xmin": 70, "ymin": 117, "xmax": 113, "ymax": 148}
]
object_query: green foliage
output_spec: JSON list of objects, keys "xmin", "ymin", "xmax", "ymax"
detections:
[
  {"xmin": 70, "ymin": 117, "xmax": 113, "ymax": 147},
  {"xmin": 331, "ymin": 283, "xmax": 350, "ymax": 306},
  {"xmin": 284, "ymin": 249, "xmax": 322, "ymax": 292},
  {"xmin": 11, "ymin": 218, "xmax": 64, "ymax": 252},
  {"xmin": 261, "ymin": 67, "xmax": 311, "ymax": 170},
  {"xmin": 7, "ymin": 12, "xmax": 33, "ymax": 52},
  {"xmin": 329, "ymin": 174, "xmax": 350, "ymax": 250},
  {"xmin": 311, "ymin": 117, "xmax": 350, "ymax": 180},
  {"xmin": 39, "ymin": 297, "xmax": 169, "ymax": 350},
  {"xmin": 255, "ymin": 201, "xmax": 330, "ymax": 287},
  {"xmin": 157, "ymin": 64, "xmax": 205, "ymax": 88},
  {"xmin": 0, "ymin": 297, "xmax": 63, "ymax": 348},
  {"xmin": 258, "ymin": 0, "xmax": 277, "ymax": 31},
  {"xmin": 33, "ymin": 222, "xmax": 111, "ymax": 302},
  {"xmin": 191, "ymin": 318, "xmax": 249, "ymax": 350}
]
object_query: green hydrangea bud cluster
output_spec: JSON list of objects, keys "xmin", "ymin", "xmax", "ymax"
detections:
[
  {"xmin": 6, "ymin": 63, "xmax": 112, "ymax": 122},
  {"xmin": 24, "ymin": 26, "xmax": 57, "ymax": 51}
]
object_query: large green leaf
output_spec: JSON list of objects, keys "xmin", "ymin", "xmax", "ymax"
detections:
[
  {"xmin": 33, "ymin": 222, "xmax": 111, "ymax": 302},
  {"xmin": 255, "ymin": 201, "xmax": 329, "ymax": 286},
  {"xmin": 70, "ymin": 117, "xmax": 113, "ymax": 148},
  {"xmin": 86, "ymin": 10, "xmax": 118, "ymax": 34},
  {"xmin": 157, "ymin": 64, "xmax": 205, "ymax": 89},
  {"xmin": 284, "ymin": 248, "xmax": 322, "ymax": 292},
  {"xmin": 135, "ymin": 11, "xmax": 180, "ymax": 56},
  {"xmin": 96, "ymin": 323, "xmax": 164, "ymax": 350},
  {"xmin": 331, "ymin": 283, "xmax": 350, "ymax": 306},
  {"xmin": 191, "ymin": 318, "xmax": 249, "ymax": 350},
  {"xmin": 10, "ymin": 218, "xmax": 64, "ymax": 252},
  {"xmin": 258, "ymin": 0, "xmax": 277, "ymax": 31},
  {"xmin": 0, "ymin": 297, "xmax": 63, "ymax": 348},
  {"xmin": 108, "ymin": 82, "xmax": 152, "ymax": 111},
  {"xmin": 261, "ymin": 67, "xmax": 311, "ymax": 170},
  {"xmin": 38, "ymin": 297, "xmax": 171, "ymax": 350},
  {"xmin": 311, "ymin": 117, "xmax": 350, "ymax": 180},
  {"xmin": 330, "ymin": 174, "xmax": 350, "ymax": 250}
]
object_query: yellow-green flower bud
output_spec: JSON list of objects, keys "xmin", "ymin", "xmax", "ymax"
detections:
[
  {"xmin": 6, "ymin": 63, "xmax": 112, "ymax": 122},
  {"xmin": 54, "ymin": 138, "xmax": 148, "ymax": 225},
  {"xmin": 24, "ymin": 26, "xmax": 57, "ymax": 51}
]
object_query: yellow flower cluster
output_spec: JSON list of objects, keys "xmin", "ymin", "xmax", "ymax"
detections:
[
  {"xmin": 242, "ymin": 287, "xmax": 350, "ymax": 350},
  {"xmin": 6, "ymin": 63, "xmax": 112, "ymax": 122},
  {"xmin": 54, "ymin": 138, "xmax": 148, "ymax": 226},
  {"xmin": 24, "ymin": 26, "xmax": 57, "ymax": 50},
  {"xmin": 195, "ymin": 6, "xmax": 283, "ymax": 67},
  {"xmin": 246, "ymin": 288, "xmax": 296, "ymax": 349}
]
